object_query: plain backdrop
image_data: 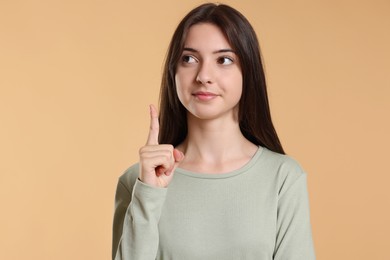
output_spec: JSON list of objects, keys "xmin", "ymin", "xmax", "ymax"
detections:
[{"xmin": 0, "ymin": 0, "xmax": 389, "ymax": 259}]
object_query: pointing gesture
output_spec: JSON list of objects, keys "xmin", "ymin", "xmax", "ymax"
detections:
[
  {"xmin": 139, "ymin": 105, "xmax": 184, "ymax": 188},
  {"xmin": 146, "ymin": 104, "xmax": 160, "ymax": 145}
]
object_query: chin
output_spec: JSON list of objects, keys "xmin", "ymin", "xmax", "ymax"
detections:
[{"xmin": 187, "ymin": 109, "xmax": 237, "ymax": 122}]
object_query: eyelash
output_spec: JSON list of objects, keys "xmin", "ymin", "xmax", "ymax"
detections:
[
  {"xmin": 217, "ymin": 56, "xmax": 234, "ymax": 65},
  {"xmin": 181, "ymin": 55, "xmax": 234, "ymax": 65},
  {"xmin": 181, "ymin": 55, "xmax": 197, "ymax": 64}
]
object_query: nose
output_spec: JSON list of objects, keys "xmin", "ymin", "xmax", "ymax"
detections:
[{"xmin": 196, "ymin": 61, "xmax": 214, "ymax": 85}]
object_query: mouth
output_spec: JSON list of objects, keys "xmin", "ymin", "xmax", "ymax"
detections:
[{"xmin": 192, "ymin": 91, "xmax": 219, "ymax": 101}]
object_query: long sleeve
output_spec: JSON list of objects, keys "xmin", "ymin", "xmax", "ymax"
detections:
[
  {"xmin": 113, "ymin": 172, "xmax": 167, "ymax": 260},
  {"xmin": 112, "ymin": 179, "xmax": 132, "ymax": 259},
  {"xmin": 273, "ymin": 173, "xmax": 315, "ymax": 260},
  {"xmin": 113, "ymin": 149, "xmax": 315, "ymax": 260}
]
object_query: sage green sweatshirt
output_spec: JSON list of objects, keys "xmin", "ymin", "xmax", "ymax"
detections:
[{"xmin": 112, "ymin": 147, "xmax": 315, "ymax": 260}]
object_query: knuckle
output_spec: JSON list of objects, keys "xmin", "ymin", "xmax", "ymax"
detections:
[
  {"xmin": 138, "ymin": 146, "xmax": 149, "ymax": 155},
  {"xmin": 163, "ymin": 151, "xmax": 171, "ymax": 161},
  {"xmin": 161, "ymin": 144, "xmax": 174, "ymax": 151}
]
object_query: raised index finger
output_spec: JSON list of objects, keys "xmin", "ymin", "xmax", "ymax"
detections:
[{"xmin": 146, "ymin": 104, "xmax": 159, "ymax": 145}]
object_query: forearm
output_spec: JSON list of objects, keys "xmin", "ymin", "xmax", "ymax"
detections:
[{"xmin": 114, "ymin": 179, "xmax": 167, "ymax": 260}]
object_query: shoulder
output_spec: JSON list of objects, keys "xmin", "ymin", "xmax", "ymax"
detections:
[
  {"xmin": 259, "ymin": 148, "xmax": 307, "ymax": 195},
  {"xmin": 117, "ymin": 163, "xmax": 140, "ymax": 192},
  {"xmin": 259, "ymin": 148, "xmax": 305, "ymax": 175}
]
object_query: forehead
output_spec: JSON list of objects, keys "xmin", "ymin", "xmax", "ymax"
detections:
[{"xmin": 183, "ymin": 23, "xmax": 233, "ymax": 50}]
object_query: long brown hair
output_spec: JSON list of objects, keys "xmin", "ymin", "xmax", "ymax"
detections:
[{"xmin": 158, "ymin": 3, "xmax": 285, "ymax": 154}]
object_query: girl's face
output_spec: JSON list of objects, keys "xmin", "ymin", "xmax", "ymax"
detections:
[{"xmin": 175, "ymin": 23, "xmax": 243, "ymax": 122}]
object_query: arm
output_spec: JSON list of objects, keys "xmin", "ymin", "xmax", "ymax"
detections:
[
  {"xmin": 273, "ymin": 173, "xmax": 316, "ymax": 260},
  {"xmin": 112, "ymin": 179, "xmax": 132, "ymax": 260},
  {"xmin": 113, "ymin": 105, "xmax": 184, "ymax": 259},
  {"xmin": 113, "ymin": 177, "xmax": 167, "ymax": 260}
]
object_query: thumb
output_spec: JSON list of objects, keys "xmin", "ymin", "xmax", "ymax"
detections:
[
  {"xmin": 173, "ymin": 148, "xmax": 185, "ymax": 163},
  {"xmin": 165, "ymin": 149, "xmax": 184, "ymax": 176}
]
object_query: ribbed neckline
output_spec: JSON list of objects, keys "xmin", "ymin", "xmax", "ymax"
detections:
[{"xmin": 175, "ymin": 146, "xmax": 265, "ymax": 179}]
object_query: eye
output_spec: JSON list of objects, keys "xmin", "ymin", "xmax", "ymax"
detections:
[
  {"xmin": 217, "ymin": 56, "xmax": 234, "ymax": 65},
  {"xmin": 182, "ymin": 55, "xmax": 197, "ymax": 64}
]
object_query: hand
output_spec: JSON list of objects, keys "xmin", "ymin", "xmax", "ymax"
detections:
[{"xmin": 138, "ymin": 104, "xmax": 184, "ymax": 188}]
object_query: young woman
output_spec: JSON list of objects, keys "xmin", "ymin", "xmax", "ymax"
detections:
[{"xmin": 113, "ymin": 3, "xmax": 315, "ymax": 260}]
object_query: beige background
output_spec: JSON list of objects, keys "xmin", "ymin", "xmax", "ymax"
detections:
[{"xmin": 0, "ymin": 0, "xmax": 389, "ymax": 259}]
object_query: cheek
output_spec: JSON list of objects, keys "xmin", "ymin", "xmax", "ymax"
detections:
[
  {"xmin": 236, "ymin": 86, "xmax": 243, "ymax": 104},
  {"xmin": 230, "ymin": 72, "xmax": 243, "ymax": 101},
  {"xmin": 175, "ymin": 73, "xmax": 182, "ymax": 90},
  {"xmin": 175, "ymin": 69, "xmax": 194, "ymax": 93},
  {"xmin": 175, "ymin": 73, "xmax": 186, "ymax": 103}
]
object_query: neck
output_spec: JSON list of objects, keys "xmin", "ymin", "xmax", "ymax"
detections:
[{"xmin": 176, "ymin": 113, "xmax": 257, "ymax": 168}]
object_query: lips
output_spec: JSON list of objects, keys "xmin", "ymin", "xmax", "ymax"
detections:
[{"xmin": 192, "ymin": 91, "xmax": 219, "ymax": 101}]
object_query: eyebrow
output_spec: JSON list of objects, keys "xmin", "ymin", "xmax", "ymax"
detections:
[{"xmin": 183, "ymin": 47, "xmax": 236, "ymax": 54}]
